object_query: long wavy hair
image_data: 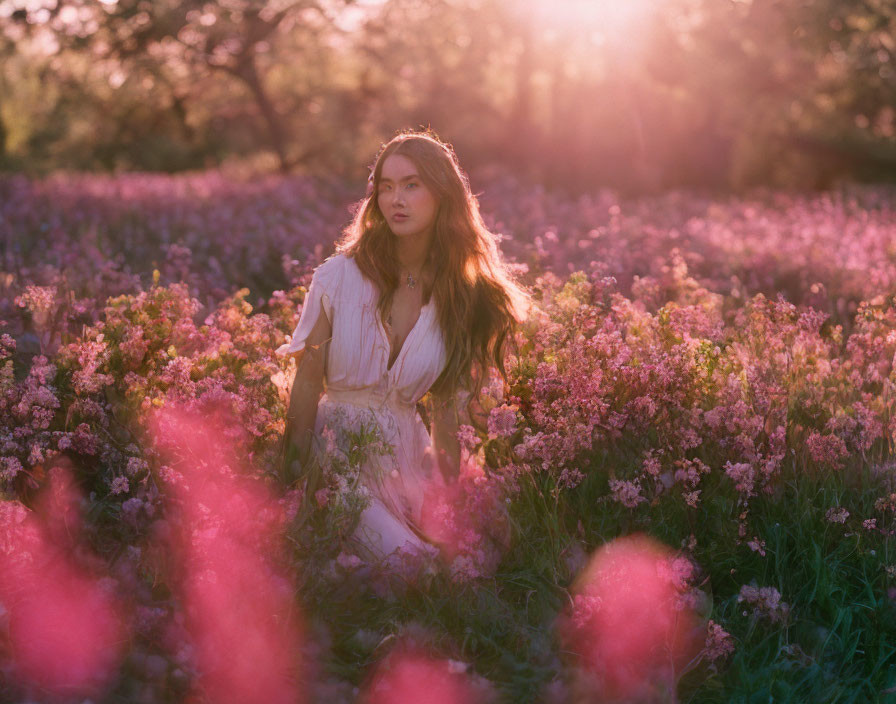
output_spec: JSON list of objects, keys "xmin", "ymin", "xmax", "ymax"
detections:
[{"xmin": 335, "ymin": 129, "xmax": 532, "ymax": 402}]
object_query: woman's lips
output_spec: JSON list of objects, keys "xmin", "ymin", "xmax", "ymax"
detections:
[{"xmin": 392, "ymin": 213, "xmax": 409, "ymax": 221}]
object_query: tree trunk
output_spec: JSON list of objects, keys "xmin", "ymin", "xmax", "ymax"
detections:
[
  {"xmin": 0, "ymin": 98, "xmax": 6, "ymax": 162},
  {"xmin": 232, "ymin": 52, "xmax": 291, "ymax": 173}
]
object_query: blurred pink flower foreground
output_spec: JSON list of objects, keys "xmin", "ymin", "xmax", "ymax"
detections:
[
  {"xmin": 558, "ymin": 533, "xmax": 704, "ymax": 701},
  {"xmin": 0, "ymin": 463, "xmax": 126, "ymax": 698},
  {"xmin": 149, "ymin": 404, "xmax": 305, "ymax": 704}
]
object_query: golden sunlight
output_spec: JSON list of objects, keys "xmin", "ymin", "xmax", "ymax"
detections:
[{"xmin": 525, "ymin": 0, "xmax": 669, "ymax": 45}]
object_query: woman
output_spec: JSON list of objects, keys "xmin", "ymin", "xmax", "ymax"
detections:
[{"xmin": 276, "ymin": 130, "xmax": 531, "ymax": 561}]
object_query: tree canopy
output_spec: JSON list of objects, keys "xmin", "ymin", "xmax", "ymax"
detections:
[{"xmin": 1, "ymin": 0, "xmax": 894, "ymax": 191}]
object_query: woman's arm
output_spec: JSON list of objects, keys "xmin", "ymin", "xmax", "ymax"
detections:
[
  {"xmin": 429, "ymin": 389, "xmax": 471, "ymax": 483},
  {"xmin": 283, "ymin": 308, "xmax": 331, "ymax": 484}
]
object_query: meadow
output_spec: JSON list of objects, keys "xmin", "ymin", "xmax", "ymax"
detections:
[{"xmin": 1, "ymin": 171, "xmax": 895, "ymax": 703}]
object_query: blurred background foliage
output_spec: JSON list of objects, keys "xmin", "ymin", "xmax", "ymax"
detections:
[{"xmin": 1, "ymin": 0, "xmax": 894, "ymax": 192}]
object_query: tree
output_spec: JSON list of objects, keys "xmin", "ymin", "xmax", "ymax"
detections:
[{"xmin": 2, "ymin": 0, "xmax": 355, "ymax": 173}]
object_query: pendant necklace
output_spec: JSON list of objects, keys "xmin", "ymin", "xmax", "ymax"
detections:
[
  {"xmin": 402, "ymin": 265, "xmax": 424, "ymax": 289},
  {"xmin": 388, "ymin": 267, "xmax": 423, "ymax": 328}
]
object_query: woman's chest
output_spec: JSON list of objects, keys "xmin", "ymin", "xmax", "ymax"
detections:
[
  {"xmin": 384, "ymin": 286, "xmax": 427, "ymax": 370},
  {"xmin": 327, "ymin": 278, "xmax": 447, "ymax": 388}
]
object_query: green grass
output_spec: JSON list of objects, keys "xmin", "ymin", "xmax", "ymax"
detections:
[{"xmin": 299, "ymin": 456, "xmax": 896, "ymax": 702}]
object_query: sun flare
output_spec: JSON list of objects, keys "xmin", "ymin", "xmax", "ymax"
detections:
[{"xmin": 527, "ymin": 0, "xmax": 666, "ymax": 43}]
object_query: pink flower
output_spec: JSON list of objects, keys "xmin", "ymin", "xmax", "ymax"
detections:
[
  {"xmin": 119, "ymin": 327, "xmax": 149, "ymax": 368},
  {"xmin": 158, "ymin": 465, "xmax": 184, "ymax": 487},
  {"xmin": 71, "ymin": 423, "xmax": 99, "ymax": 455},
  {"xmin": 110, "ymin": 476, "xmax": 129, "ymax": 495},
  {"xmin": 806, "ymin": 432, "xmax": 849, "ymax": 469},
  {"xmin": 363, "ymin": 646, "xmax": 486, "ymax": 704},
  {"xmin": 641, "ymin": 453, "xmax": 662, "ymax": 477},
  {"xmin": 825, "ymin": 506, "xmax": 849, "ymax": 524},
  {"xmin": 455, "ymin": 424, "xmax": 481, "ymax": 451},
  {"xmin": 571, "ymin": 594, "xmax": 603, "ymax": 630},
  {"xmin": 487, "ymin": 404, "xmax": 519, "ymax": 438},
  {"xmin": 120, "ymin": 498, "xmax": 144, "ymax": 526},
  {"xmin": 747, "ymin": 538, "xmax": 766, "ymax": 556},
  {"xmin": 126, "ymin": 457, "xmax": 148, "ymax": 476},
  {"xmin": 674, "ymin": 458, "xmax": 710, "ymax": 489},
  {"xmin": 1, "ymin": 456, "xmax": 23, "ymax": 481},
  {"xmin": 14, "ymin": 285, "xmax": 56, "ymax": 315},
  {"xmin": 738, "ymin": 584, "xmax": 790, "ymax": 623},
  {"xmin": 336, "ymin": 552, "xmax": 363, "ymax": 570},
  {"xmin": 724, "ymin": 462, "xmax": 756, "ymax": 497},
  {"xmin": 608, "ymin": 478, "xmax": 646, "ymax": 508},
  {"xmin": 558, "ymin": 534, "xmax": 703, "ymax": 701},
  {"xmin": 656, "ymin": 555, "xmax": 695, "ymax": 591},
  {"xmin": 703, "ymin": 620, "xmax": 735, "ymax": 661}
]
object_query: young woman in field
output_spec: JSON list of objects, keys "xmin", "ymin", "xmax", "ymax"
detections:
[{"xmin": 276, "ymin": 130, "xmax": 531, "ymax": 561}]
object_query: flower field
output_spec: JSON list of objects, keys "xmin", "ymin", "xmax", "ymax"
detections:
[{"xmin": 2, "ymin": 171, "xmax": 896, "ymax": 703}]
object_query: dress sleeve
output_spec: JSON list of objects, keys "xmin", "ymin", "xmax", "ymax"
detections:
[{"xmin": 275, "ymin": 255, "xmax": 341, "ymax": 357}]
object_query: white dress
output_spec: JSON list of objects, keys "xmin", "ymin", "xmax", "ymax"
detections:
[{"xmin": 276, "ymin": 253, "xmax": 451, "ymax": 560}]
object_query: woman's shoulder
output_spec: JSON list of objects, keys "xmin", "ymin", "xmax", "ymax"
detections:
[{"xmin": 312, "ymin": 252, "xmax": 361, "ymax": 294}]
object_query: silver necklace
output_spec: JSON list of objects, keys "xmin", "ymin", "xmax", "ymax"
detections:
[
  {"xmin": 388, "ymin": 269, "xmax": 423, "ymax": 327},
  {"xmin": 402, "ymin": 267, "xmax": 423, "ymax": 289}
]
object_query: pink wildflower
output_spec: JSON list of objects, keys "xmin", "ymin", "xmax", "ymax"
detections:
[
  {"xmin": 825, "ymin": 507, "xmax": 849, "ymax": 524},
  {"xmin": 673, "ymin": 458, "xmax": 710, "ymax": 489},
  {"xmin": 559, "ymin": 534, "xmax": 703, "ymax": 701},
  {"xmin": 1, "ymin": 456, "xmax": 23, "ymax": 481},
  {"xmin": 724, "ymin": 461, "xmax": 755, "ymax": 497},
  {"xmin": 126, "ymin": 457, "xmax": 148, "ymax": 476},
  {"xmin": 119, "ymin": 327, "xmax": 149, "ymax": 368},
  {"xmin": 363, "ymin": 646, "xmax": 486, "ymax": 704},
  {"xmin": 487, "ymin": 404, "xmax": 519, "ymax": 438},
  {"xmin": 738, "ymin": 584, "xmax": 790, "ymax": 623},
  {"xmin": 157, "ymin": 465, "xmax": 184, "ymax": 487},
  {"xmin": 747, "ymin": 538, "xmax": 766, "ymax": 556},
  {"xmin": 608, "ymin": 478, "xmax": 646, "ymax": 508},
  {"xmin": 806, "ymin": 432, "xmax": 849, "ymax": 469},
  {"xmin": 656, "ymin": 555, "xmax": 695, "ymax": 591},
  {"xmin": 336, "ymin": 552, "xmax": 363, "ymax": 570},
  {"xmin": 874, "ymin": 493, "xmax": 896, "ymax": 513},
  {"xmin": 703, "ymin": 620, "xmax": 735, "ymax": 661},
  {"xmin": 27, "ymin": 444, "xmax": 44, "ymax": 466},
  {"xmin": 571, "ymin": 594, "xmax": 603, "ymax": 630},
  {"xmin": 455, "ymin": 424, "xmax": 481, "ymax": 452},
  {"xmin": 641, "ymin": 452, "xmax": 662, "ymax": 477}
]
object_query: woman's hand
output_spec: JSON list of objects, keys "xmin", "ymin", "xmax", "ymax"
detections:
[
  {"xmin": 281, "ymin": 432, "xmax": 321, "ymax": 489},
  {"xmin": 279, "ymin": 434, "xmax": 305, "ymax": 486}
]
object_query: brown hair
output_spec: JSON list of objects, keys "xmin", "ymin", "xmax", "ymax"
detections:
[{"xmin": 336, "ymin": 129, "xmax": 532, "ymax": 401}]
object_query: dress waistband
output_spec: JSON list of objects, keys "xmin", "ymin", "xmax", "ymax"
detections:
[{"xmin": 322, "ymin": 387, "xmax": 417, "ymax": 415}]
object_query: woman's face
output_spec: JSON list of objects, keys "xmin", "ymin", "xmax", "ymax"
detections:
[{"xmin": 377, "ymin": 153, "xmax": 439, "ymax": 243}]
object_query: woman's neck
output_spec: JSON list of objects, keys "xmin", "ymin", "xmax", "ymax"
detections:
[{"xmin": 396, "ymin": 232, "xmax": 432, "ymax": 274}]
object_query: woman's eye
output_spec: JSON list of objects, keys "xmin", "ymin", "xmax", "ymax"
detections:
[{"xmin": 407, "ymin": 182, "xmax": 418, "ymax": 189}]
